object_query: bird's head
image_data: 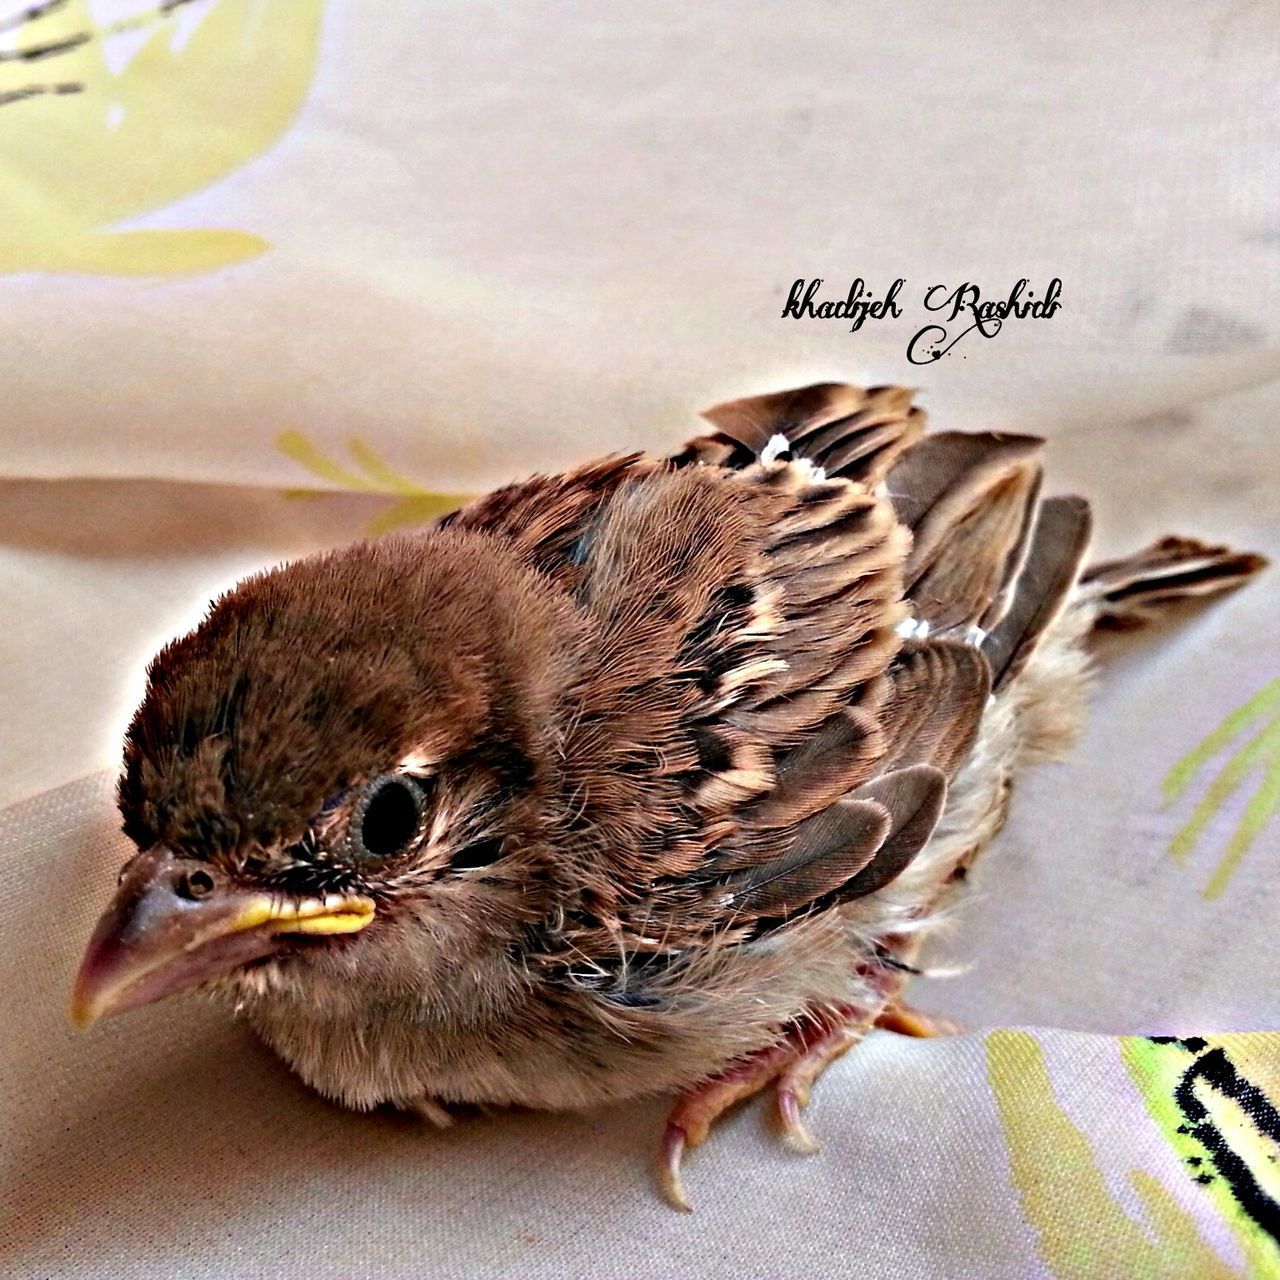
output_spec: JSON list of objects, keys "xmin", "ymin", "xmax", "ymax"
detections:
[{"xmin": 72, "ymin": 530, "xmax": 581, "ymax": 1028}]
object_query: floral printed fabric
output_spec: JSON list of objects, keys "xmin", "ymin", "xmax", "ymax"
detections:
[
  {"xmin": 1, "ymin": 2, "xmax": 1277, "ymax": 1276},
  {"xmin": 4, "ymin": 771, "xmax": 1278, "ymax": 1278},
  {"xmin": 989, "ymin": 1031, "xmax": 1280, "ymax": 1279}
]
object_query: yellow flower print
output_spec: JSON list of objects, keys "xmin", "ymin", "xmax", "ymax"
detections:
[{"xmin": 0, "ymin": 0, "xmax": 322, "ymax": 276}]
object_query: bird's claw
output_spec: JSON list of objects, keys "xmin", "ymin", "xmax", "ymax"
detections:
[
  {"xmin": 657, "ymin": 1035, "xmax": 806, "ymax": 1210},
  {"xmin": 655, "ymin": 993, "xmax": 966, "ymax": 1209},
  {"xmin": 656, "ymin": 1008, "xmax": 866, "ymax": 1209},
  {"xmin": 775, "ymin": 1084, "xmax": 820, "ymax": 1155},
  {"xmin": 658, "ymin": 1123, "xmax": 693, "ymax": 1213}
]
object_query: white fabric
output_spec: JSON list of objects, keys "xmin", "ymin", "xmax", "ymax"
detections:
[{"xmin": 2, "ymin": 2, "xmax": 1278, "ymax": 1276}]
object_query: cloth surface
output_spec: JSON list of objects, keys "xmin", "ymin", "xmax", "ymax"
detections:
[{"xmin": 2, "ymin": 2, "xmax": 1279, "ymax": 1277}]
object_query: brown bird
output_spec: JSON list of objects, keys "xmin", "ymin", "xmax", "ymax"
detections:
[{"xmin": 72, "ymin": 383, "xmax": 1264, "ymax": 1209}]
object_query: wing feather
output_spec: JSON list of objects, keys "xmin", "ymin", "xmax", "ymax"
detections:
[
  {"xmin": 450, "ymin": 382, "xmax": 1107, "ymax": 957},
  {"xmin": 677, "ymin": 382, "xmax": 924, "ymax": 486}
]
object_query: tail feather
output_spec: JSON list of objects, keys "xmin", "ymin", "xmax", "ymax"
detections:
[{"xmin": 1081, "ymin": 535, "xmax": 1269, "ymax": 629}]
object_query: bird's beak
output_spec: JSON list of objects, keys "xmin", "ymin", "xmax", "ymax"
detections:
[{"xmin": 70, "ymin": 846, "xmax": 375, "ymax": 1028}]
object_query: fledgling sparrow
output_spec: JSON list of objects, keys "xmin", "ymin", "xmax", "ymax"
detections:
[{"xmin": 72, "ymin": 383, "xmax": 1264, "ymax": 1209}]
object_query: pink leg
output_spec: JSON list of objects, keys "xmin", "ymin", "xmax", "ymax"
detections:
[
  {"xmin": 657, "ymin": 989, "xmax": 965, "ymax": 1209},
  {"xmin": 658, "ymin": 1004, "xmax": 867, "ymax": 1211},
  {"xmin": 874, "ymin": 1000, "xmax": 964, "ymax": 1039}
]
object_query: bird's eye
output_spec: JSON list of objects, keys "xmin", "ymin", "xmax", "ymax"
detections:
[{"xmin": 351, "ymin": 774, "xmax": 427, "ymax": 861}]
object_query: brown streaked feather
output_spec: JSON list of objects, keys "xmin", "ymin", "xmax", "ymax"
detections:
[
  {"xmin": 888, "ymin": 432, "xmax": 1039, "ymax": 534},
  {"xmin": 886, "ymin": 432, "xmax": 1043, "ymax": 622},
  {"xmin": 835, "ymin": 764, "xmax": 948, "ymax": 899},
  {"xmin": 558, "ymin": 467, "xmax": 779, "ymax": 883},
  {"xmin": 680, "ymin": 382, "xmax": 925, "ymax": 487},
  {"xmin": 748, "ymin": 478, "xmax": 908, "ymax": 728},
  {"xmin": 743, "ymin": 707, "xmax": 883, "ymax": 831},
  {"xmin": 1081, "ymin": 534, "xmax": 1269, "ymax": 629},
  {"xmin": 878, "ymin": 640, "xmax": 992, "ymax": 777},
  {"xmin": 713, "ymin": 763, "xmax": 945, "ymax": 924},
  {"xmin": 728, "ymin": 633, "xmax": 896, "ymax": 744},
  {"xmin": 714, "ymin": 798, "xmax": 892, "ymax": 920},
  {"xmin": 769, "ymin": 500, "xmax": 885, "ymax": 568},
  {"xmin": 768, "ymin": 480, "xmax": 883, "ymax": 540},
  {"xmin": 681, "ymin": 727, "xmax": 776, "ymax": 816},
  {"xmin": 983, "ymin": 496, "xmax": 1092, "ymax": 687},
  {"xmin": 908, "ymin": 467, "xmax": 1043, "ymax": 633}
]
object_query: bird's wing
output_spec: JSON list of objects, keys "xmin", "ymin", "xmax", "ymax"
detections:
[
  {"xmin": 535, "ymin": 385, "xmax": 1021, "ymax": 961},
  {"xmin": 454, "ymin": 383, "xmax": 1091, "ymax": 961}
]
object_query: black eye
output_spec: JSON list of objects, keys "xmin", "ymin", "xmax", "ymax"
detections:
[{"xmin": 351, "ymin": 774, "xmax": 427, "ymax": 861}]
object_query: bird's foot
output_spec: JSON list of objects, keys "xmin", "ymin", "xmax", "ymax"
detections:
[
  {"xmin": 658, "ymin": 1003, "xmax": 869, "ymax": 1211},
  {"xmin": 874, "ymin": 999, "xmax": 964, "ymax": 1039},
  {"xmin": 657, "ymin": 997, "xmax": 964, "ymax": 1210}
]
